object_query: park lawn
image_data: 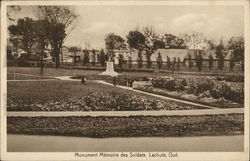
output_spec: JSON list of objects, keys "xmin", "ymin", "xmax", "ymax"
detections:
[
  {"xmin": 7, "ymin": 67, "xmax": 244, "ymax": 81},
  {"xmin": 7, "ymin": 81, "xmax": 206, "ymax": 111},
  {"xmin": 7, "ymin": 67, "xmax": 101, "ymax": 78},
  {"xmin": 7, "ymin": 114, "xmax": 243, "ymax": 137},
  {"xmin": 7, "ymin": 81, "xmax": 133, "ymax": 103},
  {"xmin": 7, "ymin": 73, "xmax": 55, "ymax": 80}
]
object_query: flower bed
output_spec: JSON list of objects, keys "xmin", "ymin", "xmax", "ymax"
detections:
[
  {"xmin": 8, "ymin": 114, "xmax": 244, "ymax": 137},
  {"xmin": 7, "ymin": 91, "xmax": 202, "ymax": 111},
  {"xmin": 7, "ymin": 81, "xmax": 205, "ymax": 111},
  {"xmin": 148, "ymin": 77, "xmax": 244, "ymax": 107}
]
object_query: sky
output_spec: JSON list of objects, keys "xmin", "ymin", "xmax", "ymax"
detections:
[{"xmin": 7, "ymin": 5, "xmax": 244, "ymax": 49}]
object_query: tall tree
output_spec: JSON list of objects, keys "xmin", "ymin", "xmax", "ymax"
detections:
[
  {"xmin": 172, "ymin": 57, "xmax": 177, "ymax": 75},
  {"xmin": 35, "ymin": 19, "xmax": 50, "ymax": 74},
  {"xmin": 188, "ymin": 54, "xmax": 193, "ymax": 68},
  {"xmin": 166, "ymin": 56, "xmax": 171, "ymax": 69},
  {"xmin": 181, "ymin": 32, "xmax": 208, "ymax": 56},
  {"xmin": 99, "ymin": 49, "xmax": 106, "ymax": 67},
  {"xmin": 128, "ymin": 55, "xmax": 132, "ymax": 69},
  {"xmin": 118, "ymin": 54, "xmax": 124, "ymax": 69},
  {"xmin": 177, "ymin": 57, "xmax": 181, "ymax": 71},
  {"xmin": 37, "ymin": 6, "xmax": 77, "ymax": 69},
  {"xmin": 215, "ymin": 40, "xmax": 226, "ymax": 71},
  {"xmin": 126, "ymin": 30, "xmax": 145, "ymax": 67},
  {"xmin": 83, "ymin": 50, "xmax": 90, "ymax": 66},
  {"xmin": 229, "ymin": 56, "xmax": 235, "ymax": 71},
  {"xmin": 208, "ymin": 54, "xmax": 213, "ymax": 71},
  {"xmin": 137, "ymin": 53, "xmax": 143, "ymax": 69},
  {"xmin": 227, "ymin": 36, "xmax": 244, "ymax": 62},
  {"xmin": 105, "ymin": 33, "xmax": 126, "ymax": 60},
  {"xmin": 162, "ymin": 34, "xmax": 186, "ymax": 49},
  {"xmin": 156, "ymin": 52, "xmax": 163, "ymax": 70},
  {"xmin": 8, "ymin": 17, "xmax": 37, "ymax": 57},
  {"xmin": 227, "ymin": 36, "xmax": 244, "ymax": 71},
  {"xmin": 143, "ymin": 26, "xmax": 159, "ymax": 68},
  {"xmin": 196, "ymin": 53, "xmax": 203, "ymax": 72},
  {"xmin": 91, "ymin": 49, "xmax": 96, "ymax": 66}
]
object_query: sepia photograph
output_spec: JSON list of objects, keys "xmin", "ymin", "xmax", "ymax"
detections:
[{"xmin": 1, "ymin": 0, "xmax": 249, "ymax": 160}]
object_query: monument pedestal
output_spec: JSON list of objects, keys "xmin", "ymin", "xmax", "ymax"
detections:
[{"xmin": 100, "ymin": 61, "xmax": 121, "ymax": 77}]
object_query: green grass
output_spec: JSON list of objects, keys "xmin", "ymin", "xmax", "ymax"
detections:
[{"xmin": 7, "ymin": 114, "xmax": 244, "ymax": 137}]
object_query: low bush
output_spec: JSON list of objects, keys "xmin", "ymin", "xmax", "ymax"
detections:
[
  {"xmin": 210, "ymin": 82, "xmax": 244, "ymax": 103},
  {"xmin": 216, "ymin": 75, "xmax": 244, "ymax": 82},
  {"xmin": 151, "ymin": 77, "xmax": 186, "ymax": 91},
  {"xmin": 151, "ymin": 77, "xmax": 244, "ymax": 104}
]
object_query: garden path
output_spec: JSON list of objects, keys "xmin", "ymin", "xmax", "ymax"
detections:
[
  {"xmin": 7, "ymin": 108, "xmax": 243, "ymax": 117},
  {"xmin": 96, "ymin": 80, "xmax": 221, "ymax": 109},
  {"xmin": 54, "ymin": 76, "xmax": 80, "ymax": 81},
  {"xmin": 8, "ymin": 72, "xmax": 55, "ymax": 78},
  {"xmin": 6, "ymin": 74, "xmax": 244, "ymax": 115},
  {"xmin": 7, "ymin": 79, "xmax": 57, "ymax": 82}
]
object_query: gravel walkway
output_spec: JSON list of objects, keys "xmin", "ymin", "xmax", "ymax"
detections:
[
  {"xmin": 96, "ymin": 80, "xmax": 221, "ymax": 109},
  {"xmin": 7, "ymin": 74, "xmax": 244, "ymax": 116},
  {"xmin": 7, "ymin": 79, "xmax": 57, "ymax": 82},
  {"xmin": 8, "ymin": 72, "xmax": 55, "ymax": 78},
  {"xmin": 7, "ymin": 108, "xmax": 244, "ymax": 117}
]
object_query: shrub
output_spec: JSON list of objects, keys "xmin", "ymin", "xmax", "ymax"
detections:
[
  {"xmin": 216, "ymin": 75, "xmax": 244, "ymax": 82},
  {"xmin": 151, "ymin": 77, "xmax": 186, "ymax": 91},
  {"xmin": 188, "ymin": 54, "xmax": 193, "ymax": 68},
  {"xmin": 128, "ymin": 56, "xmax": 132, "ymax": 69},
  {"xmin": 118, "ymin": 54, "xmax": 124, "ymax": 69},
  {"xmin": 137, "ymin": 52, "xmax": 143, "ymax": 68},
  {"xmin": 166, "ymin": 56, "xmax": 171, "ymax": 69},
  {"xmin": 208, "ymin": 55, "xmax": 213, "ymax": 70},
  {"xmin": 157, "ymin": 52, "xmax": 163, "ymax": 69},
  {"xmin": 151, "ymin": 76, "xmax": 244, "ymax": 104}
]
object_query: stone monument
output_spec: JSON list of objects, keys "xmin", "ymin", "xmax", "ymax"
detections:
[{"xmin": 100, "ymin": 60, "xmax": 121, "ymax": 77}]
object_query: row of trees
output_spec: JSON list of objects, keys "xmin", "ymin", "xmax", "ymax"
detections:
[
  {"xmin": 67, "ymin": 40, "xmax": 242, "ymax": 72},
  {"xmin": 8, "ymin": 6, "xmax": 77, "ymax": 74},
  {"xmin": 114, "ymin": 52, "xmax": 237, "ymax": 72},
  {"xmin": 105, "ymin": 26, "xmax": 170, "ymax": 69},
  {"xmin": 7, "ymin": 7, "xmax": 244, "ymax": 73},
  {"xmin": 67, "ymin": 47, "xmax": 109, "ymax": 67},
  {"xmin": 104, "ymin": 29, "xmax": 244, "ymax": 70}
]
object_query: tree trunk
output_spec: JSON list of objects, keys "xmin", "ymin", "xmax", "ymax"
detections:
[
  {"xmin": 40, "ymin": 52, "xmax": 44, "ymax": 75},
  {"xmin": 74, "ymin": 52, "xmax": 76, "ymax": 66},
  {"xmin": 146, "ymin": 53, "xmax": 152, "ymax": 69},
  {"xmin": 61, "ymin": 50, "xmax": 63, "ymax": 64},
  {"xmin": 40, "ymin": 42, "xmax": 45, "ymax": 75},
  {"xmin": 55, "ymin": 45, "xmax": 60, "ymax": 69}
]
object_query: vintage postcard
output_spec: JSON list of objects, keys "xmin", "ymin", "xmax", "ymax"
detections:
[{"xmin": 0, "ymin": 0, "xmax": 249, "ymax": 160}]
